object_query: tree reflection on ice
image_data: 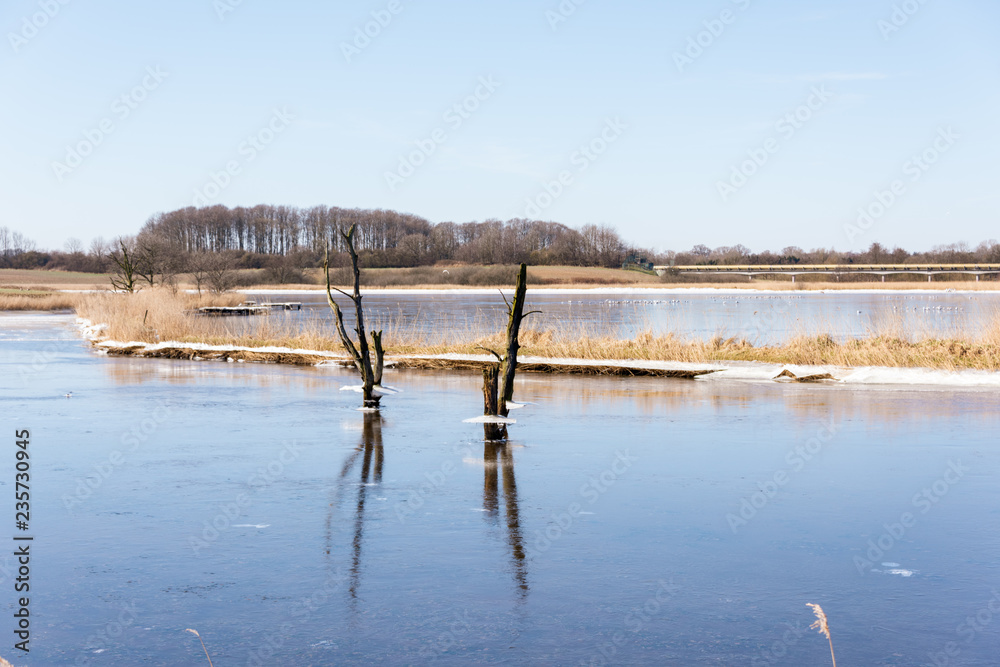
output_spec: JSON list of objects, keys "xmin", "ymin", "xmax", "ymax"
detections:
[
  {"xmin": 483, "ymin": 441, "xmax": 528, "ymax": 600},
  {"xmin": 325, "ymin": 412, "xmax": 383, "ymax": 609}
]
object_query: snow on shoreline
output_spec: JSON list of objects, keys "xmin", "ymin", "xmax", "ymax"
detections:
[{"xmin": 74, "ymin": 322, "xmax": 1000, "ymax": 389}]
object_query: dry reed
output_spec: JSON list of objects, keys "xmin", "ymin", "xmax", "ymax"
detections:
[
  {"xmin": 807, "ymin": 603, "xmax": 836, "ymax": 667},
  {"xmin": 185, "ymin": 629, "xmax": 214, "ymax": 666},
  {"xmin": 0, "ymin": 292, "xmax": 80, "ymax": 311}
]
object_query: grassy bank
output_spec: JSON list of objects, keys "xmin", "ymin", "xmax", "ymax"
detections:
[{"xmin": 74, "ymin": 289, "xmax": 1000, "ymax": 372}]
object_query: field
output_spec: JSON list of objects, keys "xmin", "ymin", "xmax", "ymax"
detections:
[
  {"xmin": 3, "ymin": 266, "xmax": 999, "ymax": 299},
  {"xmin": 0, "ymin": 268, "xmax": 110, "ymax": 290}
]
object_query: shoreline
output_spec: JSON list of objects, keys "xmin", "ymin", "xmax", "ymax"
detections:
[
  {"xmin": 234, "ymin": 286, "xmax": 1000, "ymax": 296},
  {"xmin": 87, "ymin": 336, "xmax": 1000, "ymax": 389},
  {"xmin": 48, "ymin": 288, "xmax": 1000, "ymax": 384},
  {"xmin": 5, "ymin": 312, "xmax": 998, "ymax": 389}
]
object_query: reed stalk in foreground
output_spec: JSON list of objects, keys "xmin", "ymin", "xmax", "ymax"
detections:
[
  {"xmin": 807, "ymin": 603, "xmax": 837, "ymax": 667},
  {"xmin": 185, "ymin": 628, "xmax": 214, "ymax": 666}
]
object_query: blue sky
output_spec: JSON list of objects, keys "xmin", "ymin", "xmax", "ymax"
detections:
[{"xmin": 1, "ymin": 0, "xmax": 997, "ymax": 254}]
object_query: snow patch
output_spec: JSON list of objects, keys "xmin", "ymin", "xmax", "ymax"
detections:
[
  {"xmin": 340, "ymin": 384, "xmax": 400, "ymax": 396},
  {"xmin": 463, "ymin": 415, "xmax": 517, "ymax": 425}
]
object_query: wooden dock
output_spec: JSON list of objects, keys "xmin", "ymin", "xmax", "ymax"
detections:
[
  {"xmin": 243, "ymin": 301, "xmax": 302, "ymax": 311},
  {"xmin": 198, "ymin": 302, "xmax": 302, "ymax": 316}
]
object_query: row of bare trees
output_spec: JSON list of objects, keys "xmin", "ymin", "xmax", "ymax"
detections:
[
  {"xmin": 137, "ymin": 205, "xmax": 633, "ymax": 268},
  {"xmin": 7, "ymin": 214, "xmax": 1000, "ymax": 277},
  {"xmin": 665, "ymin": 241, "xmax": 1000, "ymax": 267}
]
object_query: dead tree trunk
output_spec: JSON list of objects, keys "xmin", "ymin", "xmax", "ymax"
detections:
[
  {"xmin": 482, "ymin": 365, "xmax": 505, "ymax": 441},
  {"xmin": 324, "ymin": 224, "xmax": 385, "ymax": 409},
  {"xmin": 498, "ymin": 263, "xmax": 529, "ymax": 417},
  {"xmin": 481, "ymin": 264, "xmax": 536, "ymax": 440}
]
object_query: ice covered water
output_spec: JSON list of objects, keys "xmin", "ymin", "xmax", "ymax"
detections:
[
  {"xmin": 240, "ymin": 288, "xmax": 1000, "ymax": 345},
  {"xmin": 2, "ymin": 314, "xmax": 1000, "ymax": 664}
]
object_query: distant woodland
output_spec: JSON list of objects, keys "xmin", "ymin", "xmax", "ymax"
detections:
[{"xmin": 3, "ymin": 205, "xmax": 1000, "ymax": 285}]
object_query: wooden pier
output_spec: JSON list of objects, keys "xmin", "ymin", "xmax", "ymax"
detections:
[
  {"xmin": 198, "ymin": 302, "xmax": 302, "ymax": 316},
  {"xmin": 243, "ymin": 301, "xmax": 302, "ymax": 311}
]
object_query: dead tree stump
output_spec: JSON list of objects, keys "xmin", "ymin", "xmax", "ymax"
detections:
[{"xmin": 481, "ymin": 264, "xmax": 536, "ymax": 440}]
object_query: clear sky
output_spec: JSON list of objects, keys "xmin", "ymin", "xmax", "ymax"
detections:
[{"xmin": 1, "ymin": 0, "xmax": 997, "ymax": 254}]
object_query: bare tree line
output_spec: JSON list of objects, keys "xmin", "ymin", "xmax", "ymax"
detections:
[
  {"xmin": 137, "ymin": 205, "xmax": 631, "ymax": 268},
  {"xmin": 4, "ymin": 211, "xmax": 1000, "ymax": 280},
  {"xmin": 664, "ymin": 241, "xmax": 1000, "ymax": 267}
]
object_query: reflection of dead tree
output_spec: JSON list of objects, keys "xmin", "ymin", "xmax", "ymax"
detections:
[
  {"xmin": 324, "ymin": 224, "xmax": 385, "ymax": 410},
  {"xmin": 349, "ymin": 412, "xmax": 383, "ymax": 602},
  {"xmin": 481, "ymin": 264, "xmax": 538, "ymax": 440},
  {"xmin": 324, "ymin": 412, "xmax": 384, "ymax": 607},
  {"xmin": 483, "ymin": 441, "xmax": 528, "ymax": 599}
]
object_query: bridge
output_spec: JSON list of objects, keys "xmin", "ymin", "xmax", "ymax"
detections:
[{"xmin": 653, "ymin": 264, "xmax": 1000, "ymax": 282}]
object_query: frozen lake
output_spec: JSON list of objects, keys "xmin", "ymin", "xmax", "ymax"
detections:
[
  {"xmin": 2, "ymin": 313, "xmax": 1000, "ymax": 664},
  {"xmin": 240, "ymin": 288, "xmax": 1000, "ymax": 346}
]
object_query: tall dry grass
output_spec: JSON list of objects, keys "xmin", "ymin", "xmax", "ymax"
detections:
[
  {"xmin": 0, "ymin": 291, "xmax": 80, "ymax": 311},
  {"xmin": 76, "ymin": 289, "xmax": 244, "ymax": 343},
  {"xmin": 75, "ymin": 288, "xmax": 1000, "ymax": 370}
]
